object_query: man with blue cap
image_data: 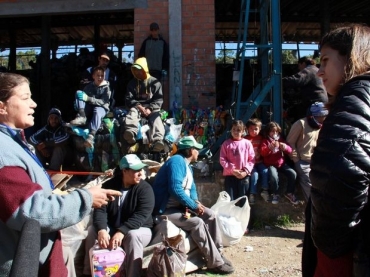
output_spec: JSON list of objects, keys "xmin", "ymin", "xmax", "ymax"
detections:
[
  {"xmin": 83, "ymin": 154, "xmax": 154, "ymax": 277},
  {"xmin": 287, "ymin": 102, "xmax": 328, "ymax": 201},
  {"xmin": 152, "ymin": 136, "xmax": 235, "ymax": 275}
]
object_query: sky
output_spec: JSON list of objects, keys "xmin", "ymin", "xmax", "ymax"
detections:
[
  {"xmin": 215, "ymin": 42, "xmax": 319, "ymax": 59},
  {"xmin": 0, "ymin": 42, "xmax": 318, "ymax": 66}
]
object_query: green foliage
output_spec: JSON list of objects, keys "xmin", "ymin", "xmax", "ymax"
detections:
[
  {"xmin": 16, "ymin": 49, "xmax": 37, "ymax": 70},
  {"xmin": 216, "ymin": 49, "xmax": 235, "ymax": 64},
  {"xmin": 282, "ymin": 50, "xmax": 298, "ymax": 64},
  {"xmin": 252, "ymin": 218, "xmax": 265, "ymax": 230},
  {"xmin": 276, "ymin": 214, "xmax": 293, "ymax": 227}
]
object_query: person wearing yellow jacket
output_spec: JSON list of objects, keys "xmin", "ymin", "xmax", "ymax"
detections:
[{"xmin": 124, "ymin": 57, "xmax": 165, "ymax": 152}]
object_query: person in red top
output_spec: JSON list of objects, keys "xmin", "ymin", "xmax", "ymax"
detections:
[
  {"xmin": 260, "ymin": 121, "xmax": 297, "ymax": 204},
  {"xmin": 220, "ymin": 120, "xmax": 255, "ymax": 201},
  {"xmin": 245, "ymin": 118, "xmax": 269, "ymax": 204}
]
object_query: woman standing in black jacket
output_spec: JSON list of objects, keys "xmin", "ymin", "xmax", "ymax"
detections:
[{"xmin": 303, "ymin": 25, "xmax": 370, "ymax": 277}]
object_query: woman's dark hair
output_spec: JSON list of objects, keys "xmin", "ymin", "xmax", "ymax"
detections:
[
  {"xmin": 319, "ymin": 24, "xmax": 370, "ymax": 82},
  {"xmin": 0, "ymin": 72, "xmax": 29, "ymax": 102}
]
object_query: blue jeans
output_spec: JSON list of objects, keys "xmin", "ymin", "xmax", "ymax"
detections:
[
  {"xmin": 268, "ymin": 163, "xmax": 297, "ymax": 194},
  {"xmin": 250, "ymin": 163, "xmax": 269, "ymax": 194},
  {"xmin": 75, "ymin": 98, "xmax": 107, "ymax": 132}
]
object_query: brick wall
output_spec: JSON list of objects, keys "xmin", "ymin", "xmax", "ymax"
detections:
[
  {"xmin": 182, "ymin": 0, "xmax": 216, "ymax": 109},
  {"xmin": 134, "ymin": 0, "xmax": 170, "ymax": 109},
  {"xmin": 134, "ymin": 0, "xmax": 216, "ymax": 110}
]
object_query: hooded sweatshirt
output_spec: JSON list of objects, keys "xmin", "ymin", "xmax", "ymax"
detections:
[
  {"xmin": 83, "ymin": 80, "xmax": 111, "ymax": 111},
  {"xmin": 29, "ymin": 108, "xmax": 70, "ymax": 148},
  {"xmin": 126, "ymin": 57, "xmax": 163, "ymax": 111}
]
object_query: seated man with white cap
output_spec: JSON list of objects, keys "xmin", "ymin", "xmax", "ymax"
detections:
[{"xmin": 82, "ymin": 154, "xmax": 155, "ymax": 277}]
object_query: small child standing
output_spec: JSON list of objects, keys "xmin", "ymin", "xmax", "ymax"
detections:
[
  {"xmin": 220, "ymin": 120, "xmax": 255, "ymax": 201},
  {"xmin": 70, "ymin": 66, "xmax": 111, "ymax": 148},
  {"xmin": 245, "ymin": 118, "xmax": 269, "ymax": 204},
  {"xmin": 260, "ymin": 121, "xmax": 298, "ymax": 204}
]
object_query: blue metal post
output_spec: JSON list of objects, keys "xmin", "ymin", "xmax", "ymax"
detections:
[{"xmin": 271, "ymin": 0, "xmax": 282, "ymax": 125}]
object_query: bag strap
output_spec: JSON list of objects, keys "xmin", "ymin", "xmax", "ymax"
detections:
[{"xmin": 230, "ymin": 195, "xmax": 249, "ymax": 206}]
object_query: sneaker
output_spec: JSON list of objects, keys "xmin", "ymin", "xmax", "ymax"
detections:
[
  {"xmin": 260, "ymin": 190, "xmax": 271, "ymax": 202},
  {"xmin": 84, "ymin": 134, "xmax": 94, "ymax": 148},
  {"xmin": 272, "ymin": 194, "xmax": 279, "ymax": 204},
  {"xmin": 249, "ymin": 194, "xmax": 255, "ymax": 205},
  {"xmin": 70, "ymin": 115, "xmax": 86, "ymax": 126},
  {"xmin": 123, "ymin": 130, "xmax": 136, "ymax": 144},
  {"xmin": 151, "ymin": 140, "xmax": 164, "ymax": 152},
  {"xmin": 285, "ymin": 193, "xmax": 299, "ymax": 205},
  {"xmin": 220, "ymin": 253, "xmax": 233, "ymax": 267},
  {"xmin": 209, "ymin": 263, "xmax": 235, "ymax": 275}
]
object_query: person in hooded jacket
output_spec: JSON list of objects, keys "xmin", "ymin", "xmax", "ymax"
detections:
[
  {"xmin": 123, "ymin": 57, "xmax": 165, "ymax": 152},
  {"xmin": 29, "ymin": 107, "xmax": 72, "ymax": 171},
  {"xmin": 302, "ymin": 24, "xmax": 370, "ymax": 277}
]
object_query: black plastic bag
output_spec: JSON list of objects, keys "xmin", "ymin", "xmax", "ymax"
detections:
[{"xmin": 147, "ymin": 234, "xmax": 187, "ymax": 277}]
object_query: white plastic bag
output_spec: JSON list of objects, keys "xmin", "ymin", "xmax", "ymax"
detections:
[{"xmin": 211, "ymin": 191, "xmax": 250, "ymax": 246}]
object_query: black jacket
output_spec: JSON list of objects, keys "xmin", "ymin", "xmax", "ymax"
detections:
[
  {"xmin": 283, "ymin": 65, "xmax": 328, "ymax": 105},
  {"xmin": 309, "ymin": 75, "xmax": 370, "ymax": 258},
  {"xmin": 93, "ymin": 170, "xmax": 155, "ymax": 235}
]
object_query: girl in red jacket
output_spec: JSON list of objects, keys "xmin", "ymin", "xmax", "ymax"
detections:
[{"xmin": 260, "ymin": 121, "xmax": 298, "ymax": 204}]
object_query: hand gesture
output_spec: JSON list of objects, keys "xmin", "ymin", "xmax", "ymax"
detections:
[
  {"xmin": 87, "ymin": 186, "xmax": 122, "ymax": 208},
  {"xmin": 194, "ymin": 201, "xmax": 205, "ymax": 216},
  {"xmin": 143, "ymin": 108, "xmax": 152, "ymax": 117},
  {"xmin": 279, "ymin": 142, "xmax": 286, "ymax": 151},
  {"xmin": 39, "ymin": 148, "xmax": 50, "ymax": 158},
  {"xmin": 268, "ymin": 140, "xmax": 279, "ymax": 151},
  {"xmin": 36, "ymin": 142, "xmax": 46, "ymax": 151},
  {"xmin": 109, "ymin": 232, "xmax": 124, "ymax": 250},
  {"xmin": 233, "ymin": 169, "xmax": 248, "ymax": 179},
  {"xmin": 137, "ymin": 105, "xmax": 147, "ymax": 117},
  {"xmin": 76, "ymin": 90, "xmax": 88, "ymax": 101},
  {"xmin": 97, "ymin": 229, "xmax": 110, "ymax": 249}
]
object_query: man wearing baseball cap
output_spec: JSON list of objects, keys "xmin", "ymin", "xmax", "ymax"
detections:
[
  {"xmin": 83, "ymin": 154, "xmax": 154, "ymax": 277},
  {"xmin": 152, "ymin": 136, "xmax": 235, "ymax": 275},
  {"xmin": 286, "ymin": 102, "xmax": 328, "ymax": 201}
]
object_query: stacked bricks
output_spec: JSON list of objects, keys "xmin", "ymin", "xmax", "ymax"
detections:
[{"xmin": 134, "ymin": 0, "xmax": 216, "ymax": 110}]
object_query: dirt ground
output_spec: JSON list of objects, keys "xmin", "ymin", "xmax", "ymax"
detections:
[{"xmin": 186, "ymin": 223, "xmax": 305, "ymax": 277}]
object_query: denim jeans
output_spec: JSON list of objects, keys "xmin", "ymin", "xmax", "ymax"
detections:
[
  {"xmin": 224, "ymin": 175, "xmax": 249, "ymax": 201},
  {"xmin": 75, "ymin": 98, "xmax": 106, "ymax": 132},
  {"xmin": 250, "ymin": 162, "xmax": 269, "ymax": 194},
  {"xmin": 268, "ymin": 163, "xmax": 297, "ymax": 194}
]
